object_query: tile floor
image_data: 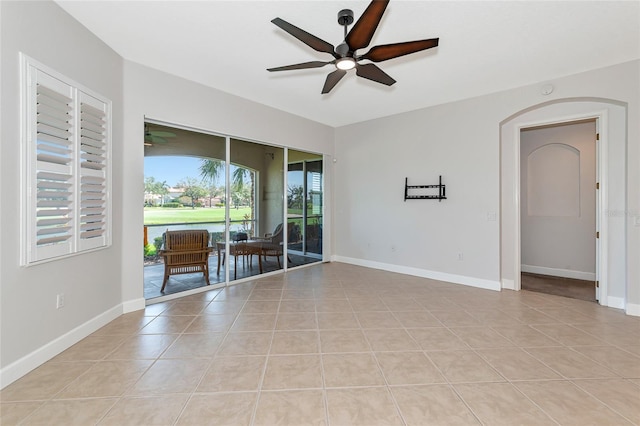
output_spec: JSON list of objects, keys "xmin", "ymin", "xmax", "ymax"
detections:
[{"xmin": 2, "ymin": 263, "xmax": 639, "ymax": 425}]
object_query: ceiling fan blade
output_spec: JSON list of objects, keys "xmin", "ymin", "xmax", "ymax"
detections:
[
  {"xmin": 148, "ymin": 135, "xmax": 168, "ymax": 144},
  {"xmin": 345, "ymin": 0, "xmax": 390, "ymax": 51},
  {"xmin": 268, "ymin": 61, "xmax": 333, "ymax": 72},
  {"xmin": 360, "ymin": 38, "xmax": 439, "ymax": 62},
  {"xmin": 355, "ymin": 63, "xmax": 396, "ymax": 86},
  {"xmin": 321, "ymin": 69, "xmax": 347, "ymax": 94},
  {"xmin": 271, "ymin": 18, "xmax": 337, "ymax": 58}
]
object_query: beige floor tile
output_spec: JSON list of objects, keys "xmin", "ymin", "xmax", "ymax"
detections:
[
  {"xmin": 326, "ymin": 387, "xmax": 403, "ymax": 426},
  {"xmin": 253, "ymin": 390, "xmax": 326, "ymax": 426},
  {"xmin": 363, "ymin": 329, "xmax": 420, "ymax": 351},
  {"xmin": 454, "ymin": 382, "xmax": 556, "ymax": 425},
  {"xmin": 376, "ymin": 351, "xmax": 445, "ymax": 385},
  {"xmin": 241, "ymin": 300, "xmax": 280, "ymax": 314},
  {"xmin": 524, "ymin": 346, "xmax": 618, "ymax": 379},
  {"xmin": 144, "ymin": 302, "xmax": 174, "ymax": 316},
  {"xmin": 262, "ymin": 355, "xmax": 323, "ymax": 390},
  {"xmin": 278, "ymin": 299, "xmax": 316, "ymax": 313},
  {"xmin": 382, "ymin": 298, "xmax": 425, "ymax": 312},
  {"xmin": 465, "ymin": 309, "xmax": 518, "ymax": 325},
  {"xmin": 407, "ymin": 327, "xmax": 469, "ymax": 351},
  {"xmin": 270, "ymin": 330, "xmax": 319, "ymax": 354},
  {"xmin": 98, "ymin": 395, "xmax": 188, "ymax": 425},
  {"xmin": 531, "ymin": 323, "xmax": 606, "ymax": 346},
  {"xmin": 316, "ymin": 312, "xmax": 360, "ymax": 329},
  {"xmin": 160, "ymin": 301, "xmax": 210, "ymax": 316},
  {"xmin": 620, "ymin": 345, "xmax": 640, "ymax": 357},
  {"xmin": 491, "ymin": 324, "xmax": 561, "ymax": 346},
  {"xmin": 449, "ymin": 327, "xmax": 515, "ymax": 349},
  {"xmin": 571, "ymin": 345, "xmax": 640, "ymax": 377},
  {"xmin": 536, "ymin": 307, "xmax": 594, "ymax": 324},
  {"xmin": 499, "ymin": 308, "xmax": 558, "ymax": 325},
  {"xmin": 248, "ymin": 289, "xmax": 283, "ymax": 301},
  {"xmin": 184, "ymin": 314, "xmax": 236, "ymax": 333},
  {"xmin": 515, "ymin": 380, "xmax": 634, "ymax": 425},
  {"xmin": 391, "ymin": 385, "xmax": 480, "ymax": 425},
  {"xmin": 57, "ymin": 360, "xmax": 152, "ymax": 398},
  {"xmin": 22, "ymin": 398, "xmax": 116, "ymax": 425},
  {"xmin": 106, "ymin": 334, "xmax": 177, "ymax": 360},
  {"xmin": 53, "ymin": 335, "xmax": 126, "ymax": 361},
  {"xmin": 0, "ymin": 402, "xmax": 43, "ymax": 425},
  {"xmin": 313, "ymin": 287, "xmax": 347, "ymax": 299},
  {"xmin": 429, "ymin": 310, "xmax": 479, "ymax": 326},
  {"xmin": 349, "ymin": 297, "xmax": 389, "ymax": 312},
  {"xmin": 322, "ymin": 353, "xmax": 386, "ymax": 387},
  {"xmin": 203, "ymin": 300, "xmax": 246, "ymax": 314},
  {"xmin": 475, "ymin": 348, "xmax": 561, "ymax": 381},
  {"xmin": 178, "ymin": 289, "xmax": 221, "ymax": 302},
  {"xmin": 319, "ymin": 329, "xmax": 371, "ymax": 353},
  {"xmin": 572, "ymin": 379, "xmax": 640, "ymax": 424},
  {"xmin": 127, "ymin": 358, "xmax": 209, "ymax": 395},
  {"xmin": 230, "ymin": 313, "xmax": 277, "ymax": 332},
  {"xmin": 140, "ymin": 315, "xmax": 196, "ymax": 334},
  {"xmin": 0, "ymin": 362, "xmax": 94, "ymax": 401},
  {"xmin": 93, "ymin": 312, "xmax": 155, "ymax": 336},
  {"xmin": 393, "ymin": 311, "xmax": 441, "ymax": 328},
  {"xmin": 355, "ymin": 311, "xmax": 402, "ymax": 328},
  {"xmin": 282, "ymin": 289, "xmax": 315, "ymax": 300},
  {"xmin": 176, "ymin": 392, "xmax": 256, "ymax": 426},
  {"xmin": 160, "ymin": 332, "xmax": 225, "ymax": 358},
  {"xmin": 197, "ymin": 355, "xmax": 266, "ymax": 392},
  {"xmin": 427, "ymin": 350, "xmax": 505, "ymax": 383},
  {"xmin": 315, "ymin": 299, "xmax": 353, "ymax": 313},
  {"xmin": 275, "ymin": 312, "xmax": 318, "ymax": 330},
  {"xmin": 217, "ymin": 331, "xmax": 273, "ymax": 355}
]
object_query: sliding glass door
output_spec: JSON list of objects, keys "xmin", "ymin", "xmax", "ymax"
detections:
[{"xmin": 287, "ymin": 150, "xmax": 323, "ymax": 260}]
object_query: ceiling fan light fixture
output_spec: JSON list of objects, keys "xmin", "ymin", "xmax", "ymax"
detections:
[{"xmin": 336, "ymin": 57, "xmax": 356, "ymax": 70}]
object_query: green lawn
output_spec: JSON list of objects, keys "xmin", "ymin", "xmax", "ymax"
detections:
[{"xmin": 144, "ymin": 206, "xmax": 251, "ymax": 225}]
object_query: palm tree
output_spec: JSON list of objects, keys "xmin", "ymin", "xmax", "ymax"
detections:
[{"xmin": 200, "ymin": 159, "xmax": 255, "ymax": 236}]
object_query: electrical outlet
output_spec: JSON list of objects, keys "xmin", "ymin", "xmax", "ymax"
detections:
[
  {"xmin": 56, "ymin": 293, "xmax": 65, "ymax": 309},
  {"xmin": 457, "ymin": 252, "xmax": 464, "ymax": 261}
]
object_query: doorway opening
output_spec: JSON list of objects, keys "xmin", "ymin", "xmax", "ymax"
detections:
[{"xmin": 519, "ymin": 119, "xmax": 598, "ymax": 302}]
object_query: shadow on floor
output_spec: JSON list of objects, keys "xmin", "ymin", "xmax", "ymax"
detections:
[
  {"xmin": 521, "ymin": 272, "xmax": 596, "ymax": 302},
  {"xmin": 144, "ymin": 253, "xmax": 320, "ymax": 301}
]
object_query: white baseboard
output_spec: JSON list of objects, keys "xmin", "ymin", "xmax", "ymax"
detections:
[
  {"xmin": 521, "ymin": 264, "xmax": 596, "ymax": 281},
  {"xmin": 334, "ymin": 256, "xmax": 501, "ymax": 291},
  {"xmin": 625, "ymin": 303, "xmax": 640, "ymax": 317},
  {"xmin": 123, "ymin": 297, "xmax": 146, "ymax": 313},
  {"xmin": 605, "ymin": 296, "xmax": 625, "ymax": 310},
  {"xmin": 1, "ymin": 303, "xmax": 124, "ymax": 389},
  {"xmin": 502, "ymin": 279, "xmax": 516, "ymax": 290}
]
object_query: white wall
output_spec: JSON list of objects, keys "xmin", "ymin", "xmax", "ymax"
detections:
[
  {"xmin": 334, "ymin": 60, "xmax": 639, "ymax": 309},
  {"xmin": 520, "ymin": 122, "xmax": 596, "ymax": 280},
  {"xmin": 121, "ymin": 61, "xmax": 335, "ymax": 305},
  {"xmin": 0, "ymin": 0, "xmax": 124, "ymax": 385}
]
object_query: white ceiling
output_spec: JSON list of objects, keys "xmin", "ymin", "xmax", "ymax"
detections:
[{"xmin": 55, "ymin": 0, "xmax": 639, "ymax": 127}]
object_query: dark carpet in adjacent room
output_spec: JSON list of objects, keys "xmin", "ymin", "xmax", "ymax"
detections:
[{"xmin": 521, "ymin": 272, "xmax": 596, "ymax": 302}]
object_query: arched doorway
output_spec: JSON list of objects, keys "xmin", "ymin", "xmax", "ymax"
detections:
[{"xmin": 500, "ymin": 99, "xmax": 628, "ymax": 309}]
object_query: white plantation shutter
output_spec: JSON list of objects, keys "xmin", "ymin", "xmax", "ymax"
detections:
[
  {"xmin": 78, "ymin": 95, "xmax": 108, "ymax": 250},
  {"xmin": 22, "ymin": 55, "xmax": 111, "ymax": 265}
]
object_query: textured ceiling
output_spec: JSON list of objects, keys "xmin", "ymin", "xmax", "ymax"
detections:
[{"xmin": 55, "ymin": 1, "xmax": 639, "ymax": 127}]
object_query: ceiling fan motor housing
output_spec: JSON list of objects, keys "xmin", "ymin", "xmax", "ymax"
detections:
[{"xmin": 337, "ymin": 9, "xmax": 354, "ymax": 26}]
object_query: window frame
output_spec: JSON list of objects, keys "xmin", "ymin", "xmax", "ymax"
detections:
[{"xmin": 20, "ymin": 54, "xmax": 112, "ymax": 266}]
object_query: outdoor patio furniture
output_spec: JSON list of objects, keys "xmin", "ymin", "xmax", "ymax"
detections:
[{"xmin": 159, "ymin": 229, "xmax": 212, "ymax": 292}]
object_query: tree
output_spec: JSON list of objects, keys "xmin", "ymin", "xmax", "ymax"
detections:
[
  {"xmin": 176, "ymin": 177, "xmax": 207, "ymax": 209},
  {"xmin": 287, "ymin": 184, "xmax": 305, "ymax": 210},
  {"xmin": 144, "ymin": 176, "xmax": 169, "ymax": 205},
  {"xmin": 199, "ymin": 159, "xmax": 224, "ymax": 184},
  {"xmin": 205, "ymin": 183, "xmax": 224, "ymax": 207}
]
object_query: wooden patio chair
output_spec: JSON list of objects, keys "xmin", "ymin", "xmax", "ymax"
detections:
[{"xmin": 159, "ymin": 229, "xmax": 212, "ymax": 292}]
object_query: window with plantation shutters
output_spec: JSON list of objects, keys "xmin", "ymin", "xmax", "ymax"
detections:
[{"xmin": 21, "ymin": 54, "xmax": 111, "ymax": 265}]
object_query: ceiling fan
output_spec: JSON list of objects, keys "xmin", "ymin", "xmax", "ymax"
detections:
[
  {"xmin": 144, "ymin": 125, "xmax": 176, "ymax": 146},
  {"xmin": 267, "ymin": 0, "xmax": 439, "ymax": 94}
]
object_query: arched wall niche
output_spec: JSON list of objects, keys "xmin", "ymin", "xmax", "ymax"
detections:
[{"xmin": 500, "ymin": 97, "xmax": 628, "ymax": 309}]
